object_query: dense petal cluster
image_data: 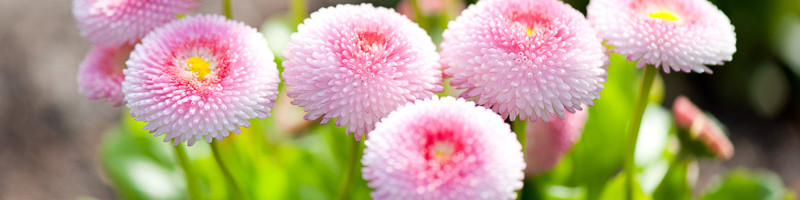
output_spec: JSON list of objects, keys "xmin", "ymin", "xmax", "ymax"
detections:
[
  {"xmin": 282, "ymin": 4, "xmax": 443, "ymax": 140},
  {"xmin": 362, "ymin": 97, "xmax": 525, "ymax": 200},
  {"xmin": 122, "ymin": 14, "xmax": 280, "ymax": 145},
  {"xmin": 73, "ymin": 0, "xmax": 199, "ymax": 47},
  {"xmin": 441, "ymin": 0, "xmax": 607, "ymax": 122},
  {"xmin": 78, "ymin": 45, "xmax": 134, "ymax": 106},
  {"xmin": 587, "ymin": 0, "xmax": 736, "ymax": 73},
  {"xmin": 672, "ymin": 96, "xmax": 734, "ymax": 159},
  {"xmin": 525, "ymin": 108, "xmax": 588, "ymax": 175}
]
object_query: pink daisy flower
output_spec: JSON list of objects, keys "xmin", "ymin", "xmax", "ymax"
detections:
[
  {"xmin": 525, "ymin": 108, "xmax": 588, "ymax": 175},
  {"xmin": 362, "ymin": 97, "xmax": 525, "ymax": 200},
  {"xmin": 72, "ymin": 0, "xmax": 200, "ymax": 47},
  {"xmin": 78, "ymin": 44, "xmax": 134, "ymax": 106},
  {"xmin": 122, "ymin": 14, "xmax": 280, "ymax": 145},
  {"xmin": 440, "ymin": 0, "xmax": 608, "ymax": 122},
  {"xmin": 587, "ymin": 0, "xmax": 736, "ymax": 73},
  {"xmin": 672, "ymin": 96, "xmax": 733, "ymax": 159},
  {"xmin": 282, "ymin": 4, "xmax": 443, "ymax": 140}
]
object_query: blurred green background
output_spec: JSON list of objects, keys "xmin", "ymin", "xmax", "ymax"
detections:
[{"xmin": 0, "ymin": 0, "xmax": 798, "ymax": 199}]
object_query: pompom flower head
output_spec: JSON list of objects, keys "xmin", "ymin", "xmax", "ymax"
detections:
[
  {"xmin": 282, "ymin": 4, "xmax": 443, "ymax": 140},
  {"xmin": 122, "ymin": 14, "xmax": 280, "ymax": 145},
  {"xmin": 73, "ymin": 0, "xmax": 200, "ymax": 47},
  {"xmin": 441, "ymin": 0, "xmax": 608, "ymax": 122},
  {"xmin": 78, "ymin": 44, "xmax": 134, "ymax": 106},
  {"xmin": 362, "ymin": 97, "xmax": 525, "ymax": 200},
  {"xmin": 587, "ymin": 0, "xmax": 736, "ymax": 73},
  {"xmin": 525, "ymin": 108, "xmax": 588, "ymax": 175}
]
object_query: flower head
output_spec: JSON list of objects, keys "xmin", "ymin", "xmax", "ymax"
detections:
[
  {"xmin": 362, "ymin": 97, "xmax": 525, "ymax": 200},
  {"xmin": 441, "ymin": 0, "xmax": 607, "ymax": 122},
  {"xmin": 525, "ymin": 108, "xmax": 588, "ymax": 175},
  {"xmin": 672, "ymin": 96, "xmax": 733, "ymax": 159},
  {"xmin": 73, "ymin": 0, "xmax": 200, "ymax": 47},
  {"xmin": 78, "ymin": 44, "xmax": 134, "ymax": 106},
  {"xmin": 587, "ymin": 0, "xmax": 736, "ymax": 73},
  {"xmin": 122, "ymin": 14, "xmax": 280, "ymax": 145},
  {"xmin": 282, "ymin": 4, "xmax": 443, "ymax": 140}
]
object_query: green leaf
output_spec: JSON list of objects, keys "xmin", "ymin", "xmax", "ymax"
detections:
[
  {"xmin": 100, "ymin": 113, "xmax": 185, "ymax": 200},
  {"xmin": 653, "ymin": 159, "xmax": 691, "ymax": 200},
  {"xmin": 635, "ymin": 104, "xmax": 677, "ymax": 195},
  {"xmin": 785, "ymin": 190, "xmax": 797, "ymax": 200},
  {"xmin": 568, "ymin": 53, "xmax": 638, "ymax": 199},
  {"xmin": 635, "ymin": 104, "xmax": 673, "ymax": 167},
  {"xmin": 599, "ymin": 173, "xmax": 651, "ymax": 200},
  {"xmin": 701, "ymin": 169, "xmax": 787, "ymax": 200},
  {"xmin": 521, "ymin": 176, "xmax": 587, "ymax": 200}
]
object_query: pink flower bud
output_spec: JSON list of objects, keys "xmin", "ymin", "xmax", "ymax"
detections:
[{"xmin": 672, "ymin": 96, "xmax": 734, "ymax": 159}]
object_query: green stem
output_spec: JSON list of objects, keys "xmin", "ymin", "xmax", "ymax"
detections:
[
  {"xmin": 512, "ymin": 120, "xmax": 526, "ymax": 200},
  {"xmin": 290, "ymin": 0, "xmax": 307, "ymax": 31},
  {"xmin": 624, "ymin": 65, "xmax": 657, "ymax": 200},
  {"xmin": 335, "ymin": 139, "xmax": 361, "ymax": 200},
  {"xmin": 410, "ymin": 0, "xmax": 429, "ymax": 31},
  {"xmin": 223, "ymin": 0, "xmax": 233, "ymax": 19},
  {"xmin": 512, "ymin": 120, "xmax": 527, "ymax": 152},
  {"xmin": 173, "ymin": 142, "xmax": 201, "ymax": 200},
  {"xmin": 210, "ymin": 141, "xmax": 247, "ymax": 200}
]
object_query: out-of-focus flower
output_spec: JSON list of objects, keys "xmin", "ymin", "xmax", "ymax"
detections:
[
  {"xmin": 122, "ymin": 14, "xmax": 280, "ymax": 145},
  {"xmin": 398, "ymin": 0, "xmax": 446, "ymax": 16},
  {"xmin": 73, "ymin": 0, "xmax": 200, "ymax": 47},
  {"xmin": 441, "ymin": 0, "xmax": 607, "ymax": 122},
  {"xmin": 282, "ymin": 4, "xmax": 443, "ymax": 140},
  {"xmin": 396, "ymin": 0, "xmax": 465, "ymax": 20},
  {"xmin": 78, "ymin": 44, "xmax": 134, "ymax": 106},
  {"xmin": 272, "ymin": 89, "xmax": 315, "ymax": 134},
  {"xmin": 362, "ymin": 97, "xmax": 525, "ymax": 200},
  {"xmin": 587, "ymin": 0, "xmax": 736, "ymax": 73},
  {"xmin": 525, "ymin": 108, "xmax": 588, "ymax": 175},
  {"xmin": 672, "ymin": 96, "xmax": 734, "ymax": 160}
]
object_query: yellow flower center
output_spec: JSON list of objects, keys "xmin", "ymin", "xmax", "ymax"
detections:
[
  {"xmin": 187, "ymin": 57, "xmax": 211, "ymax": 81},
  {"xmin": 649, "ymin": 11, "xmax": 679, "ymax": 21},
  {"xmin": 524, "ymin": 22, "xmax": 547, "ymax": 36},
  {"xmin": 430, "ymin": 141, "xmax": 455, "ymax": 163}
]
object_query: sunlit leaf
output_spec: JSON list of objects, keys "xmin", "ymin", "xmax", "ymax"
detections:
[
  {"xmin": 100, "ymin": 113, "xmax": 185, "ymax": 200},
  {"xmin": 599, "ymin": 173, "xmax": 650, "ymax": 200},
  {"xmin": 653, "ymin": 158, "xmax": 691, "ymax": 200},
  {"xmin": 568, "ymin": 53, "xmax": 638, "ymax": 199},
  {"xmin": 700, "ymin": 169, "xmax": 787, "ymax": 200}
]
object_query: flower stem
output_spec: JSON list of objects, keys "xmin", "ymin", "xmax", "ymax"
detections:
[
  {"xmin": 210, "ymin": 141, "xmax": 247, "ymax": 200},
  {"xmin": 512, "ymin": 120, "xmax": 526, "ymax": 200},
  {"xmin": 624, "ymin": 65, "xmax": 657, "ymax": 200},
  {"xmin": 173, "ymin": 142, "xmax": 201, "ymax": 200},
  {"xmin": 290, "ymin": 0, "xmax": 307, "ymax": 31},
  {"xmin": 512, "ymin": 120, "xmax": 526, "ymax": 152},
  {"xmin": 223, "ymin": 0, "xmax": 233, "ymax": 19},
  {"xmin": 335, "ymin": 139, "xmax": 361, "ymax": 200},
  {"xmin": 410, "ymin": 0, "xmax": 429, "ymax": 31}
]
